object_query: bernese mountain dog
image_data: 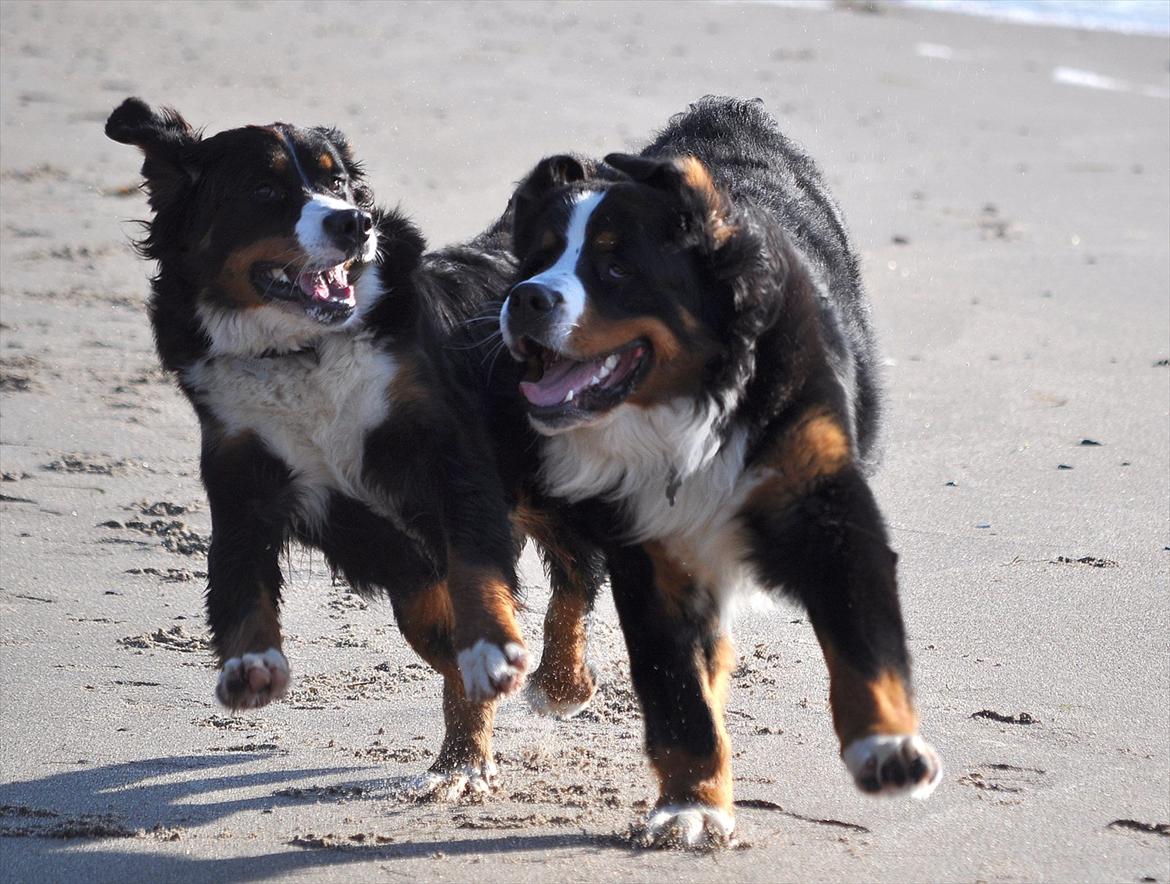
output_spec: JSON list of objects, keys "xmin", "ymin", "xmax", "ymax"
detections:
[
  {"xmin": 104, "ymin": 98, "xmax": 603, "ymax": 797},
  {"xmin": 501, "ymin": 97, "xmax": 943, "ymax": 846}
]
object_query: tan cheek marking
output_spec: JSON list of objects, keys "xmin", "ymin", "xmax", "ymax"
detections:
[
  {"xmin": 629, "ymin": 308, "xmax": 715, "ymax": 405},
  {"xmin": 568, "ymin": 308, "xmax": 683, "ymax": 363},
  {"xmin": 215, "ymin": 236, "xmax": 304, "ymax": 309},
  {"xmin": 818, "ymin": 639, "xmax": 919, "ymax": 748},
  {"xmin": 567, "ymin": 307, "xmax": 718, "ymax": 406}
]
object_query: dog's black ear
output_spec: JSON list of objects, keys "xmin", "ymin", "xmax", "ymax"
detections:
[
  {"xmin": 603, "ymin": 152, "xmax": 669, "ymax": 186},
  {"xmin": 516, "ymin": 154, "xmax": 588, "ymax": 200},
  {"xmin": 511, "ymin": 154, "xmax": 594, "ymax": 249},
  {"xmin": 105, "ymin": 97, "xmax": 200, "ymax": 211},
  {"xmin": 605, "ymin": 153, "xmax": 735, "ymax": 250},
  {"xmin": 512, "ymin": 155, "xmax": 590, "ymax": 215}
]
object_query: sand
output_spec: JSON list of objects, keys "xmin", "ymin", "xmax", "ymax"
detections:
[{"xmin": 0, "ymin": 1, "xmax": 1167, "ymax": 881}]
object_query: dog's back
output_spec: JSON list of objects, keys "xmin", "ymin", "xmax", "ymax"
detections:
[{"xmin": 643, "ymin": 96, "xmax": 882, "ymax": 463}]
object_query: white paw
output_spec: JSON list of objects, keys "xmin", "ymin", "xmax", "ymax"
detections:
[
  {"xmin": 215, "ymin": 648, "xmax": 289, "ymax": 710},
  {"xmin": 843, "ymin": 733, "xmax": 943, "ymax": 799},
  {"xmin": 457, "ymin": 640, "xmax": 529, "ymax": 702},
  {"xmin": 384, "ymin": 760, "xmax": 498, "ymax": 802},
  {"xmin": 640, "ymin": 803, "xmax": 736, "ymax": 850},
  {"xmin": 524, "ymin": 663, "xmax": 597, "ymax": 719}
]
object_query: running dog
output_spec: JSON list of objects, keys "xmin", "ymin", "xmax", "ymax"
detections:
[{"xmin": 501, "ymin": 96, "xmax": 942, "ymax": 845}]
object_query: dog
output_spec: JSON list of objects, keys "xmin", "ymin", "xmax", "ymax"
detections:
[
  {"xmin": 501, "ymin": 96, "xmax": 943, "ymax": 846},
  {"xmin": 104, "ymin": 98, "xmax": 602, "ymax": 797}
]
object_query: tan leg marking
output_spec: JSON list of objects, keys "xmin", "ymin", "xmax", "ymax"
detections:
[
  {"xmin": 818, "ymin": 637, "xmax": 919, "ymax": 748},
  {"xmin": 649, "ymin": 635, "xmax": 735, "ymax": 813},
  {"xmin": 218, "ymin": 587, "xmax": 282, "ymax": 663}
]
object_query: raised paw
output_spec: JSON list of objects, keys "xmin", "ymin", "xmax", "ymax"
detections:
[
  {"xmin": 525, "ymin": 661, "xmax": 597, "ymax": 718},
  {"xmin": 215, "ymin": 648, "xmax": 289, "ymax": 710},
  {"xmin": 456, "ymin": 640, "xmax": 529, "ymax": 702},
  {"xmin": 638, "ymin": 803, "xmax": 736, "ymax": 850},
  {"xmin": 842, "ymin": 733, "xmax": 943, "ymax": 799},
  {"xmin": 385, "ymin": 760, "xmax": 498, "ymax": 802}
]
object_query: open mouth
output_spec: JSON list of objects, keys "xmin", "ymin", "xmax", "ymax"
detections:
[
  {"xmin": 517, "ymin": 337, "xmax": 651, "ymax": 423},
  {"xmin": 250, "ymin": 260, "xmax": 360, "ymax": 322}
]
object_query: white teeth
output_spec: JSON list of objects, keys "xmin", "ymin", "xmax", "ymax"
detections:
[
  {"xmin": 603, "ymin": 355, "xmax": 618, "ymax": 370},
  {"xmin": 589, "ymin": 375, "xmax": 600, "ymax": 385},
  {"xmin": 564, "ymin": 389, "xmax": 574, "ymax": 403},
  {"xmin": 597, "ymin": 365, "xmax": 611, "ymax": 381},
  {"xmin": 268, "ymin": 268, "xmax": 289, "ymax": 283}
]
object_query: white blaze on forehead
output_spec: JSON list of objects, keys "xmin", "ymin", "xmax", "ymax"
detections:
[
  {"xmin": 280, "ymin": 127, "xmax": 375, "ymax": 265},
  {"xmin": 295, "ymin": 192, "xmax": 356, "ymax": 264},
  {"xmin": 523, "ymin": 190, "xmax": 603, "ymax": 341}
]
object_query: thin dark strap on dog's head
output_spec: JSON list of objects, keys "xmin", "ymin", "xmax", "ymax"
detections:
[{"xmin": 275, "ymin": 125, "xmax": 312, "ymax": 191}]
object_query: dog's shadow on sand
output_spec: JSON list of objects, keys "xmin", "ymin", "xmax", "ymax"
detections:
[{"xmin": 0, "ymin": 753, "xmax": 623, "ymax": 881}]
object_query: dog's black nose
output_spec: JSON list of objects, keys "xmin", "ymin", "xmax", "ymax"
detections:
[
  {"xmin": 323, "ymin": 208, "xmax": 373, "ymax": 252},
  {"xmin": 509, "ymin": 281, "xmax": 563, "ymax": 317}
]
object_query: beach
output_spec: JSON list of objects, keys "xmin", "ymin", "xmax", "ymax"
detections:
[{"xmin": 0, "ymin": 1, "xmax": 1167, "ymax": 880}]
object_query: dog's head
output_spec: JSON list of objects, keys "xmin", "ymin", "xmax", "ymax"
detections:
[
  {"xmin": 503, "ymin": 152, "xmax": 772, "ymax": 434},
  {"xmin": 106, "ymin": 97, "xmax": 379, "ymax": 354}
]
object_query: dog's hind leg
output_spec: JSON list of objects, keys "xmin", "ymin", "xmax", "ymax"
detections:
[
  {"xmin": 201, "ymin": 430, "xmax": 294, "ymax": 711},
  {"xmin": 518, "ymin": 509, "xmax": 604, "ymax": 717}
]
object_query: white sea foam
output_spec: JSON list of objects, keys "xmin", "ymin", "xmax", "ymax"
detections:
[
  {"xmin": 915, "ymin": 42, "xmax": 958, "ymax": 60},
  {"xmin": 901, "ymin": 0, "xmax": 1169, "ymax": 36},
  {"xmin": 1053, "ymin": 66, "xmax": 1170, "ymax": 100}
]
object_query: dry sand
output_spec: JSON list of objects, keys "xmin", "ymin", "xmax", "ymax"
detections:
[{"xmin": 1, "ymin": 1, "xmax": 1167, "ymax": 881}]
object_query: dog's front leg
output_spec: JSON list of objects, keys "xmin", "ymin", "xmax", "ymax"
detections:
[
  {"xmin": 741, "ymin": 411, "xmax": 943, "ymax": 798},
  {"xmin": 390, "ymin": 582, "xmax": 501, "ymax": 799},
  {"xmin": 608, "ymin": 543, "xmax": 737, "ymax": 850},
  {"xmin": 201, "ymin": 430, "xmax": 293, "ymax": 710}
]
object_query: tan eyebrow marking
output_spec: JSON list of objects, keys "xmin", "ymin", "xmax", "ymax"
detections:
[{"xmin": 318, "ymin": 154, "xmax": 334, "ymax": 171}]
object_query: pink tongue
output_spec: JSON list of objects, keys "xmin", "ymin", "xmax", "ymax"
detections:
[
  {"xmin": 520, "ymin": 356, "xmax": 602, "ymax": 407},
  {"xmin": 297, "ymin": 265, "xmax": 353, "ymax": 302}
]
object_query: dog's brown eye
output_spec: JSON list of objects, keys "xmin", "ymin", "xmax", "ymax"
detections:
[
  {"xmin": 606, "ymin": 263, "xmax": 628, "ymax": 281},
  {"xmin": 328, "ymin": 177, "xmax": 347, "ymax": 195}
]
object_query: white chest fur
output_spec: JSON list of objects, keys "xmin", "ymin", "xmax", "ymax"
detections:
[
  {"xmin": 185, "ymin": 333, "xmax": 397, "ymax": 530},
  {"xmin": 539, "ymin": 400, "xmax": 766, "ymax": 600}
]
